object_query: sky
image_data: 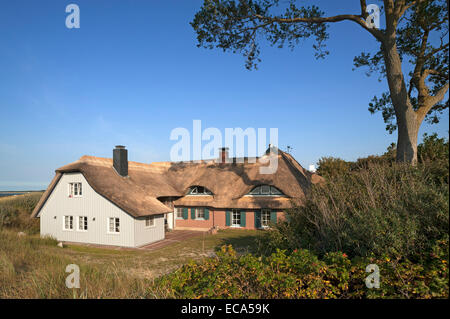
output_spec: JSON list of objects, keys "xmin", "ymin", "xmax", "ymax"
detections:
[{"xmin": 0, "ymin": 0, "xmax": 448, "ymax": 191}]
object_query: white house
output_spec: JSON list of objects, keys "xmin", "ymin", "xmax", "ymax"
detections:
[
  {"xmin": 32, "ymin": 145, "xmax": 322, "ymax": 248},
  {"xmin": 32, "ymin": 146, "xmax": 168, "ymax": 248}
]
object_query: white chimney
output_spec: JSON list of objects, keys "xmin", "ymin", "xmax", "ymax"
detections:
[{"xmin": 308, "ymin": 164, "xmax": 316, "ymax": 172}]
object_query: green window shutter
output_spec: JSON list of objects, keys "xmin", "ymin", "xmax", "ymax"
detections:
[
  {"xmin": 182, "ymin": 208, "xmax": 188, "ymax": 220},
  {"xmin": 225, "ymin": 211, "xmax": 231, "ymax": 226},
  {"xmin": 254, "ymin": 211, "xmax": 261, "ymax": 229},
  {"xmin": 204, "ymin": 208, "xmax": 209, "ymax": 220},
  {"xmin": 270, "ymin": 211, "xmax": 277, "ymax": 224},
  {"xmin": 191, "ymin": 208, "xmax": 196, "ymax": 220},
  {"xmin": 240, "ymin": 211, "xmax": 246, "ymax": 227}
]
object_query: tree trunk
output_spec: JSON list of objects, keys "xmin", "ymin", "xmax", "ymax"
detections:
[
  {"xmin": 383, "ymin": 39, "xmax": 419, "ymax": 164},
  {"xmin": 395, "ymin": 107, "xmax": 419, "ymax": 164}
]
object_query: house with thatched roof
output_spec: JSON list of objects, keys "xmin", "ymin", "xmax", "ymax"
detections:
[{"xmin": 31, "ymin": 146, "xmax": 322, "ymax": 248}]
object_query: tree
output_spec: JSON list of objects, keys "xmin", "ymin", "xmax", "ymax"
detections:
[
  {"xmin": 316, "ymin": 157, "xmax": 351, "ymax": 178},
  {"xmin": 191, "ymin": 0, "xmax": 449, "ymax": 164}
]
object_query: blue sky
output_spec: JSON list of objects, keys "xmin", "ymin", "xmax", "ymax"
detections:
[{"xmin": 0, "ymin": 0, "xmax": 448, "ymax": 190}]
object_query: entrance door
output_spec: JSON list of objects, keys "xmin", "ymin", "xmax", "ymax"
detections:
[{"xmin": 166, "ymin": 212, "xmax": 174, "ymax": 230}]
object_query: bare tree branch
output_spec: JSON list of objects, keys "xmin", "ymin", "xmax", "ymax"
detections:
[{"xmin": 253, "ymin": 13, "xmax": 385, "ymax": 42}]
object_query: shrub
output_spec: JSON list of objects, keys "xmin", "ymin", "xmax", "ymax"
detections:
[
  {"xmin": 317, "ymin": 133, "xmax": 449, "ymax": 175},
  {"xmin": 153, "ymin": 244, "xmax": 448, "ymax": 299},
  {"xmin": 352, "ymin": 143, "xmax": 396, "ymax": 170},
  {"xmin": 316, "ymin": 157, "xmax": 351, "ymax": 178},
  {"xmin": 418, "ymin": 133, "xmax": 449, "ymax": 163},
  {"xmin": 260, "ymin": 162, "xmax": 449, "ymax": 259}
]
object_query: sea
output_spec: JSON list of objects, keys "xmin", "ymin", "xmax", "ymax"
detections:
[{"xmin": 0, "ymin": 192, "xmax": 29, "ymax": 198}]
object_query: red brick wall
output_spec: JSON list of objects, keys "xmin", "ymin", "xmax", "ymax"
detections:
[
  {"xmin": 174, "ymin": 207, "xmax": 284, "ymax": 230},
  {"xmin": 174, "ymin": 208, "xmax": 214, "ymax": 229}
]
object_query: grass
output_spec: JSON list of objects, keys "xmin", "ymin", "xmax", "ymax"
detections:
[
  {"xmin": 0, "ymin": 227, "xmax": 262, "ymax": 298},
  {"xmin": 0, "ymin": 192, "xmax": 263, "ymax": 298},
  {"xmin": 0, "ymin": 192, "xmax": 43, "ymax": 234}
]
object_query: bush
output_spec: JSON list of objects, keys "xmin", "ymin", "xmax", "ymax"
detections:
[
  {"xmin": 153, "ymin": 244, "xmax": 448, "ymax": 299},
  {"xmin": 418, "ymin": 133, "xmax": 449, "ymax": 163},
  {"xmin": 317, "ymin": 134, "xmax": 449, "ymax": 175},
  {"xmin": 316, "ymin": 157, "xmax": 351, "ymax": 178},
  {"xmin": 352, "ymin": 143, "xmax": 396, "ymax": 170},
  {"xmin": 260, "ymin": 163, "xmax": 448, "ymax": 259}
]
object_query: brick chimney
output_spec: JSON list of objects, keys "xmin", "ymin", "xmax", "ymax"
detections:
[
  {"xmin": 219, "ymin": 147, "xmax": 229, "ymax": 163},
  {"xmin": 113, "ymin": 145, "xmax": 128, "ymax": 177}
]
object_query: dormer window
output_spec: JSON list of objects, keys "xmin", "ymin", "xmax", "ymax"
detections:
[
  {"xmin": 247, "ymin": 185, "xmax": 284, "ymax": 196},
  {"xmin": 187, "ymin": 186, "xmax": 213, "ymax": 195}
]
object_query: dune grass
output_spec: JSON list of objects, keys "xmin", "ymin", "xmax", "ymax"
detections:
[
  {"xmin": 0, "ymin": 191, "xmax": 262, "ymax": 298},
  {"xmin": 0, "ymin": 227, "xmax": 261, "ymax": 298}
]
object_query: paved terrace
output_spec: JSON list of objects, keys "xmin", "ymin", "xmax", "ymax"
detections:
[{"xmin": 63, "ymin": 230, "xmax": 205, "ymax": 251}]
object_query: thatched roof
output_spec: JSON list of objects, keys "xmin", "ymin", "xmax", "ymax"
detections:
[{"xmin": 31, "ymin": 150, "xmax": 323, "ymax": 218}]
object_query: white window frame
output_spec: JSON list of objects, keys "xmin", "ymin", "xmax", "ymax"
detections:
[
  {"xmin": 195, "ymin": 208, "xmax": 205, "ymax": 220},
  {"xmin": 68, "ymin": 182, "xmax": 82, "ymax": 198},
  {"xmin": 78, "ymin": 216, "xmax": 88, "ymax": 231},
  {"xmin": 145, "ymin": 216, "xmax": 155, "ymax": 228},
  {"xmin": 260, "ymin": 185, "xmax": 271, "ymax": 195},
  {"xmin": 63, "ymin": 215, "xmax": 74, "ymax": 231},
  {"xmin": 246, "ymin": 185, "xmax": 285, "ymax": 196},
  {"xmin": 231, "ymin": 209, "xmax": 241, "ymax": 227},
  {"xmin": 175, "ymin": 207, "xmax": 183, "ymax": 219},
  {"xmin": 261, "ymin": 209, "xmax": 271, "ymax": 228},
  {"xmin": 187, "ymin": 186, "xmax": 212, "ymax": 196},
  {"xmin": 108, "ymin": 217, "xmax": 120, "ymax": 234}
]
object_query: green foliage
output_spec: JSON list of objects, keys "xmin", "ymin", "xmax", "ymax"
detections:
[
  {"xmin": 317, "ymin": 134, "xmax": 448, "ymax": 175},
  {"xmin": 418, "ymin": 133, "xmax": 449, "ymax": 163},
  {"xmin": 191, "ymin": 1, "xmax": 448, "ymax": 130},
  {"xmin": 191, "ymin": 0, "xmax": 330, "ymax": 70},
  {"xmin": 316, "ymin": 157, "xmax": 351, "ymax": 178},
  {"xmin": 153, "ymin": 243, "xmax": 448, "ymax": 299},
  {"xmin": 356, "ymin": 0, "xmax": 449, "ymax": 131},
  {"xmin": 262, "ymin": 161, "xmax": 449, "ymax": 260}
]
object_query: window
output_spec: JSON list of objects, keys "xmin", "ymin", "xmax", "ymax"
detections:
[
  {"xmin": 187, "ymin": 186, "xmax": 212, "ymax": 195},
  {"xmin": 247, "ymin": 185, "xmax": 284, "ymax": 196},
  {"xmin": 175, "ymin": 207, "xmax": 183, "ymax": 219},
  {"xmin": 69, "ymin": 182, "xmax": 82, "ymax": 197},
  {"xmin": 63, "ymin": 216, "xmax": 73, "ymax": 230},
  {"xmin": 108, "ymin": 217, "xmax": 120, "ymax": 233},
  {"xmin": 195, "ymin": 208, "xmax": 205, "ymax": 219},
  {"xmin": 261, "ymin": 209, "xmax": 271, "ymax": 227},
  {"xmin": 78, "ymin": 216, "xmax": 88, "ymax": 231},
  {"xmin": 145, "ymin": 216, "xmax": 155, "ymax": 227},
  {"xmin": 232, "ymin": 209, "xmax": 241, "ymax": 227},
  {"xmin": 261, "ymin": 185, "xmax": 270, "ymax": 195},
  {"xmin": 270, "ymin": 187, "xmax": 282, "ymax": 195}
]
